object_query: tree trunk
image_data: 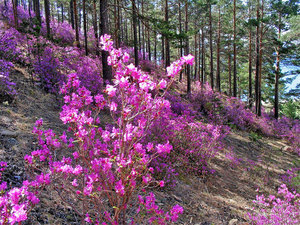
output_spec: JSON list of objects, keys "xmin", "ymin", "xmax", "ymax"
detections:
[
  {"xmin": 147, "ymin": 27, "xmax": 151, "ymax": 60},
  {"xmin": 233, "ymin": 0, "xmax": 237, "ymax": 97},
  {"xmin": 274, "ymin": 12, "xmax": 281, "ymax": 119},
  {"xmin": 142, "ymin": 0, "xmax": 145, "ymax": 60},
  {"xmin": 138, "ymin": 2, "xmax": 141, "ymax": 58},
  {"xmin": 154, "ymin": 32, "xmax": 157, "ymax": 62},
  {"xmin": 216, "ymin": 5, "xmax": 221, "ymax": 92},
  {"xmin": 70, "ymin": 0, "xmax": 75, "ymax": 29},
  {"xmin": 12, "ymin": 0, "xmax": 18, "ymax": 27},
  {"xmin": 132, "ymin": 0, "xmax": 139, "ymax": 66},
  {"xmin": 185, "ymin": 0, "xmax": 191, "ymax": 94},
  {"xmin": 201, "ymin": 25, "xmax": 205, "ymax": 84},
  {"xmin": 100, "ymin": 0, "xmax": 112, "ymax": 81},
  {"xmin": 255, "ymin": 0, "xmax": 260, "ymax": 115},
  {"xmin": 34, "ymin": 0, "xmax": 41, "ymax": 26},
  {"xmin": 248, "ymin": 4, "xmax": 253, "ymax": 108},
  {"xmin": 258, "ymin": 0, "xmax": 264, "ymax": 116},
  {"xmin": 44, "ymin": 0, "xmax": 51, "ymax": 38},
  {"xmin": 74, "ymin": 0, "xmax": 80, "ymax": 47},
  {"xmin": 83, "ymin": 0, "xmax": 88, "ymax": 55},
  {"xmin": 61, "ymin": 4, "xmax": 64, "ymax": 23},
  {"xmin": 209, "ymin": 3, "xmax": 214, "ymax": 89},
  {"xmin": 179, "ymin": 1, "xmax": 183, "ymax": 81},
  {"xmin": 194, "ymin": 32, "xmax": 198, "ymax": 80},
  {"xmin": 228, "ymin": 50, "xmax": 232, "ymax": 96},
  {"xmin": 198, "ymin": 32, "xmax": 201, "ymax": 81},
  {"xmin": 165, "ymin": 0, "xmax": 170, "ymax": 68},
  {"xmin": 93, "ymin": 0, "xmax": 99, "ymax": 56},
  {"xmin": 114, "ymin": 0, "xmax": 121, "ymax": 48}
]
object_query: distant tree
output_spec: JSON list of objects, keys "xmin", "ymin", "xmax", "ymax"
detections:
[
  {"xmin": 100, "ymin": 0, "xmax": 112, "ymax": 81},
  {"xmin": 44, "ymin": 0, "xmax": 51, "ymax": 38}
]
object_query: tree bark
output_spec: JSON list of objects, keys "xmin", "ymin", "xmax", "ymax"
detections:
[
  {"xmin": 100, "ymin": 0, "xmax": 113, "ymax": 81},
  {"xmin": 233, "ymin": 0, "xmax": 237, "ymax": 97},
  {"xmin": 179, "ymin": 1, "xmax": 183, "ymax": 81},
  {"xmin": 165, "ymin": 0, "xmax": 170, "ymax": 68},
  {"xmin": 209, "ymin": 3, "xmax": 214, "ymax": 89},
  {"xmin": 44, "ymin": 0, "xmax": 51, "ymax": 38},
  {"xmin": 258, "ymin": 0, "xmax": 264, "ymax": 116},
  {"xmin": 74, "ymin": 0, "xmax": 80, "ymax": 47},
  {"xmin": 70, "ymin": 0, "xmax": 75, "ymax": 29},
  {"xmin": 248, "ymin": 3, "xmax": 253, "ymax": 108},
  {"xmin": 93, "ymin": 0, "xmax": 99, "ymax": 56},
  {"xmin": 185, "ymin": 0, "xmax": 191, "ymax": 94},
  {"xmin": 216, "ymin": 5, "xmax": 221, "ymax": 92},
  {"xmin": 201, "ymin": 25, "xmax": 205, "ymax": 84},
  {"xmin": 12, "ymin": 0, "xmax": 18, "ymax": 27},
  {"xmin": 274, "ymin": 12, "xmax": 281, "ymax": 119},
  {"xmin": 255, "ymin": 0, "xmax": 260, "ymax": 115},
  {"xmin": 132, "ymin": 0, "xmax": 139, "ymax": 66},
  {"xmin": 34, "ymin": 0, "xmax": 41, "ymax": 26},
  {"xmin": 61, "ymin": 4, "xmax": 64, "ymax": 23},
  {"xmin": 194, "ymin": 31, "xmax": 198, "ymax": 80},
  {"xmin": 228, "ymin": 50, "xmax": 232, "ymax": 96},
  {"xmin": 83, "ymin": 0, "xmax": 88, "ymax": 55}
]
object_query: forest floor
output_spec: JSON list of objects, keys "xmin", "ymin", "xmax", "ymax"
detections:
[{"xmin": 0, "ymin": 65, "xmax": 297, "ymax": 225}]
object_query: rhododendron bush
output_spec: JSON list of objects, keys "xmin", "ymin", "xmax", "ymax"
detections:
[
  {"xmin": 191, "ymin": 82, "xmax": 300, "ymax": 155},
  {"xmin": 19, "ymin": 35, "xmax": 193, "ymax": 224},
  {"xmin": 248, "ymin": 184, "xmax": 300, "ymax": 225}
]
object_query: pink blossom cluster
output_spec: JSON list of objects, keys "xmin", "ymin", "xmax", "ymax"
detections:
[
  {"xmin": 248, "ymin": 184, "xmax": 300, "ymax": 224},
  {"xmin": 0, "ymin": 162, "xmax": 43, "ymax": 225},
  {"xmin": 23, "ymin": 35, "xmax": 193, "ymax": 224},
  {"xmin": 136, "ymin": 193, "xmax": 184, "ymax": 224}
]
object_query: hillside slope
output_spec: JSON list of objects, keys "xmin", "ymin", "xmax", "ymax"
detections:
[{"xmin": 0, "ymin": 63, "xmax": 298, "ymax": 224}]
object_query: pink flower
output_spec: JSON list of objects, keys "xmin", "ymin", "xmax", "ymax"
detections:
[
  {"xmin": 115, "ymin": 180, "xmax": 125, "ymax": 196},
  {"xmin": 9, "ymin": 204, "xmax": 28, "ymax": 223},
  {"xmin": 71, "ymin": 179, "xmax": 78, "ymax": 187},
  {"xmin": 158, "ymin": 79, "xmax": 167, "ymax": 89},
  {"xmin": 182, "ymin": 54, "xmax": 194, "ymax": 65},
  {"xmin": 106, "ymin": 85, "xmax": 116, "ymax": 97},
  {"xmin": 156, "ymin": 141, "xmax": 172, "ymax": 154},
  {"xmin": 159, "ymin": 181, "xmax": 165, "ymax": 187}
]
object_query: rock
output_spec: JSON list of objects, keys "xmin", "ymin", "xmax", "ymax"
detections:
[
  {"xmin": 228, "ymin": 219, "xmax": 238, "ymax": 225},
  {"xmin": 5, "ymin": 138, "xmax": 19, "ymax": 148},
  {"xmin": 0, "ymin": 116, "xmax": 12, "ymax": 124},
  {"xmin": 0, "ymin": 129, "xmax": 18, "ymax": 137}
]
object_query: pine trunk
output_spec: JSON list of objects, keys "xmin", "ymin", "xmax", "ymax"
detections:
[
  {"xmin": 70, "ymin": 0, "xmax": 74, "ymax": 29},
  {"xmin": 255, "ymin": 0, "xmax": 260, "ymax": 115},
  {"xmin": 233, "ymin": 0, "xmax": 237, "ymax": 97},
  {"xmin": 248, "ymin": 4, "xmax": 253, "ymax": 108},
  {"xmin": 216, "ymin": 5, "xmax": 221, "ymax": 92},
  {"xmin": 132, "ymin": 0, "xmax": 139, "ymax": 66},
  {"xmin": 83, "ymin": 0, "xmax": 88, "ymax": 55},
  {"xmin": 100, "ymin": 0, "xmax": 113, "ymax": 81},
  {"xmin": 93, "ymin": 0, "xmax": 99, "ymax": 56},
  {"xmin": 275, "ymin": 12, "xmax": 281, "ymax": 119},
  {"xmin": 185, "ymin": 0, "xmax": 191, "ymax": 94},
  {"xmin": 12, "ymin": 0, "xmax": 18, "ymax": 27},
  {"xmin": 165, "ymin": 0, "xmax": 170, "ymax": 68},
  {"xmin": 209, "ymin": 3, "xmax": 214, "ymax": 89},
  {"xmin": 74, "ymin": 0, "xmax": 80, "ymax": 47},
  {"xmin": 44, "ymin": 0, "xmax": 51, "ymax": 38}
]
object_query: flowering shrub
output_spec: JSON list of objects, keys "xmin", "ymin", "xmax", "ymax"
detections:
[
  {"xmin": 0, "ymin": 162, "xmax": 41, "ymax": 225},
  {"xmin": 146, "ymin": 110, "xmax": 227, "ymax": 186},
  {"xmin": 23, "ymin": 35, "xmax": 193, "ymax": 224},
  {"xmin": 41, "ymin": 19, "xmax": 75, "ymax": 45},
  {"xmin": 191, "ymin": 82, "xmax": 300, "ymax": 155},
  {"xmin": 281, "ymin": 167, "xmax": 300, "ymax": 192},
  {"xmin": 248, "ymin": 184, "xmax": 300, "ymax": 224},
  {"xmin": 0, "ymin": 59, "xmax": 16, "ymax": 100},
  {"xmin": 32, "ymin": 46, "xmax": 65, "ymax": 93}
]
